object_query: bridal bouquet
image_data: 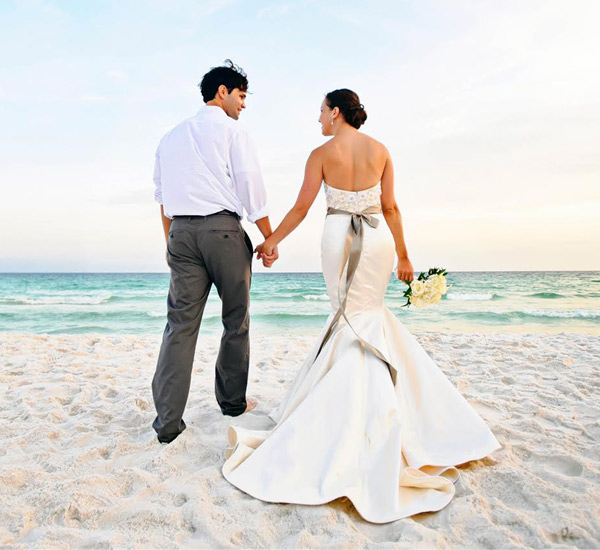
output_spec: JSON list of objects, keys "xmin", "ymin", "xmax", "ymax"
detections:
[{"xmin": 401, "ymin": 267, "xmax": 450, "ymax": 308}]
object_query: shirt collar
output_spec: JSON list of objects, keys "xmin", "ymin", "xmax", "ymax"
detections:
[{"xmin": 198, "ymin": 104, "xmax": 228, "ymax": 118}]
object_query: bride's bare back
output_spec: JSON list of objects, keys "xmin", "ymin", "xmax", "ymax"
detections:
[
  {"xmin": 320, "ymin": 132, "xmax": 388, "ymax": 191},
  {"xmin": 257, "ymin": 88, "xmax": 413, "ymax": 283}
]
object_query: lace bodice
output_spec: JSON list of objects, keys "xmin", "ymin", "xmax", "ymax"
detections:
[{"xmin": 323, "ymin": 182, "xmax": 382, "ymax": 213}]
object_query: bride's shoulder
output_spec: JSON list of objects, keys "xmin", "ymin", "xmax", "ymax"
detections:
[
  {"xmin": 360, "ymin": 132, "xmax": 387, "ymax": 151},
  {"xmin": 314, "ymin": 138, "xmax": 344, "ymax": 160},
  {"xmin": 302, "ymin": 144, "xmax": 328, "ymax": 173},
  {"xmin": 354, "ymin": 133, "xmax": 389, "ymax": 164},
  {"xmin": 308, "ymin": 141, "xmax": 333, "ymax": 161},
  {"xmin": 314, "ymin": 139, "xmax": 335, "ymax": 152}
]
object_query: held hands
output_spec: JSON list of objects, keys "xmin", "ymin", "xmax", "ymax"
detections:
[
  {"xmin": 255, "ymin": 238, "xmax": 279, "ymax": 268},
  {"xmin": 396, "ymin": 256, "xmax": 414, "ymax": 284}
]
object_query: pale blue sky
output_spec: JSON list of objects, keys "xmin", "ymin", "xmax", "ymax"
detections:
[{"xmin": 1, "ymin": 0, "xmax": 599, "ymax": 272}]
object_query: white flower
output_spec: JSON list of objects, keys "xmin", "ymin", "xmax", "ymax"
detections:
[
  {"xmin": 423, "ymin": 280, "xmax": 440, "ymax": 299},
  {"xmin": 430, "ymin": 273, "xmax": 448, "ymax": 294},
  {"xmin": 410, "ymin": 295, "xmax": 426, "ymax": 308},
  {"xmin": 411, "ymin": 279, "xmax": 443, "ymax": 308},
  {"xmin": 407, "ymin": 269, "xmax": 449, "ymax": 308},
  {"xmin": 410, "ymin": 280, "xmax": 426, "ymax": 298}
]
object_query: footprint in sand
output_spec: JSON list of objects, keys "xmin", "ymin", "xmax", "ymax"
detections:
[
  {"xmin": 535, "ymin": 453, "xmax": 583, "ymax": 476},
  {"xmin": 135, "ymin": 398, "xmax": 149, "ymax": 410},
  {"xmin": 472, "ymin": 402, "xmax": 503, "ymax": 422},
  {"xmin": 548, "ymin": 455, "xmax": 584, "ymax": 476},
  {"xmin": 533, "ymin": 412, "xmax": 559, "ymax": 430},
  {"xmin": 173, "ymin": 493, "xmax": 188, "ymax": 507},
  {"xmin": 98, "ymin": 446, "xmax": 112, "ymax": 460}
]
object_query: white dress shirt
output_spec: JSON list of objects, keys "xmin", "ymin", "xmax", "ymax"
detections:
[{"xmin": 153, "ymin": 105, "xmax": 269, "ymax": 223}]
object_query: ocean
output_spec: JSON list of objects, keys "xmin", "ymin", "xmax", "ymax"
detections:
[{"xmin": 1, "ymin": 271, "xmax": 599, "ymax": 336}]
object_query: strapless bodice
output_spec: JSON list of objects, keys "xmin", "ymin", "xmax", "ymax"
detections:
[{"xmin": 323, "ymin": 182, "xmax": 382, "ymax": 213}]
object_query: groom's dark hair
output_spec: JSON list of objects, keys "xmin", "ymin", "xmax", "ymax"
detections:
[{"xmin": 199, "ymin": 60, "xmax": 249, "ymax": 102}]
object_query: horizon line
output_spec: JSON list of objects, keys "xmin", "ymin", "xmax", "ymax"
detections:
[{"xmin": 0, "ymin": 270, "xmax": 599, "ymax": 275}]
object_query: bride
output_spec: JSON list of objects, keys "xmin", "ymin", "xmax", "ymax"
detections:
[{"xmin": 222, "ymin": 88, "xmax": 501, "ymax": 523}]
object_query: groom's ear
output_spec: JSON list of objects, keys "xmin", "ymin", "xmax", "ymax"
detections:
[{"xmin": 216, "ymin": 84, "xmax": 228, "ymax": 99}]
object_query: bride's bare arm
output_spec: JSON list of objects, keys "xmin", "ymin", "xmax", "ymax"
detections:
[
  {"xmin": 255, "ymin": 149, "xmax": 323, "ymax": 257},
  {"xmin": 381, "ymin": 150, "xmax": 414, "ymax": 282}
]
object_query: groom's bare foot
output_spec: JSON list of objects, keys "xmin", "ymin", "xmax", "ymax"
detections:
[{"xmin": 245, "ymin": 397, "xmax": 258, "ymax": 413}]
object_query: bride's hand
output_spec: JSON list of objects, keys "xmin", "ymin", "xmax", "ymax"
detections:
[
  {"xmin": 260, "ymin": 245, "xmax": 279, "ymax": 268},
  {"xmin": 397, "ymin": 256, "xmax": 414, "ymax": 283},
  {"xmin": 255, "ymin": 238, "xmax": 278, "ymax": 266}
]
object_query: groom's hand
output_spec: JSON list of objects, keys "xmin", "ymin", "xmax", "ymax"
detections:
[
  {"xmin": 255, "ymin": 239, "xmax": 275, "ymax": 257},
  {"xmin": 261, "ymin": 246, "xmax": 279, "ymax": 268},
  {"xmin": 255, "ymin": 241, "xmax": 278, "ymax": 268}
]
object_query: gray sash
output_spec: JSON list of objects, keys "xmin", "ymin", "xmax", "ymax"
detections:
[{"xmin": 316, "ymin": 205, "xmax": 397, "ymax": 383}]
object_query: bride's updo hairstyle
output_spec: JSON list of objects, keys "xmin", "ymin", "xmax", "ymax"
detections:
[{"xmin": 325, "ymin": 89, "xmax": 367, "ymax": 129}]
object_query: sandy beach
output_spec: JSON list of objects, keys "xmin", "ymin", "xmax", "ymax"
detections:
[{"xmin": 1, "ymin": 330, "xmax": 599, "ymax": 549}]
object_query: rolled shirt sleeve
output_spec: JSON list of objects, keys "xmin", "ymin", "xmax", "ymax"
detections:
[
  {"xmin": 153, "ymin": 146, "xmax": 163, "ymax": 205},
  {"xmin": 229, "ymin": 129, "xmax": 269, "ymax": 223}
]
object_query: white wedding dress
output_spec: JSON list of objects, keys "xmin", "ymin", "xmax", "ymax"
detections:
[{"xmin": 222, "ymin": 182, "xmax": 501, "ymax": 523}]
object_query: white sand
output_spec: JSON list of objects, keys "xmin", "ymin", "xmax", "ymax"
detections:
[{"xmin": 1, "ymin": 330, "xmax": 599, "ymax": 549}]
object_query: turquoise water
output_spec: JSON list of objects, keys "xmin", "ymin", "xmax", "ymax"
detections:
[{"xmin": 0, "ymin": 272, "xmax": 599, "ymax": 335}]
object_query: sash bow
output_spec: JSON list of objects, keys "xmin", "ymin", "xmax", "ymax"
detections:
[{"xmin": 317, "ymin": 204, "xmax": 396, "ymax": 383}]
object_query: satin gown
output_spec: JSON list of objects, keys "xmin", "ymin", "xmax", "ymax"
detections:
[{"xmin": 222, "ymin": 182, "xmax": 501, "ymax": 523}]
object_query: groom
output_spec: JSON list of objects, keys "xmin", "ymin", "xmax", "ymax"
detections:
[{"xmin": 151, "ymin": 60, "xmax": 278, "ymax": 444}]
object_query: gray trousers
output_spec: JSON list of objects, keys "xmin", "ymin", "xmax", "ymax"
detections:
[{"xmin": 152, "ymin": 213, "xmax": 253, "ymax": 441}]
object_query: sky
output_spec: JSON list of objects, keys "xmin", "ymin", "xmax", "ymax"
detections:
[{"xmin": 0, "ymin": 0, "xmax": 599, "ymax": 273}]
